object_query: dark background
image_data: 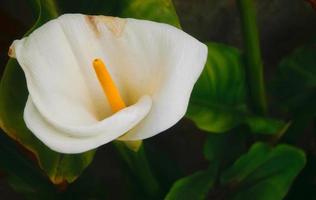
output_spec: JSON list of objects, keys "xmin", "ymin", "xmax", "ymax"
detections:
[{"xmin": 0, "ymin": 0, "xmax": 315, "ymax": 199}]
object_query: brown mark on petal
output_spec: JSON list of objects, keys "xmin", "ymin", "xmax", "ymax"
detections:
[
  {"xmin": 8, "ymin": 45, "xmax": 15, "ymax": 58},
  {"xmin": 85, "ymin": 15, "xmax": 126, "ymax": 37},
  {"xmin": 85, "ymin": 15, "xmax": 99, "ymax": 36}
]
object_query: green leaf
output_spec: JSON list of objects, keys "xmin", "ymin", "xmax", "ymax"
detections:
[
  {"xmin": 186, "ymin": 42, "xmax": 247, "ymax": 133},
  {"xmin": 186, "ymin": 42, "xmax": 285, "ymax": 135},
  {"xmin": 118, "ymin": 0, "xmax": 181, "ymax": 27},
  {"xmin": 271, "ymin": 42, "xmax": 316, "ymax": 141},
  {"xmin": 165, "ymin": 166, "xmax": 217, "ymax": 200},
  {"xmin": 221, "ymin": 142, "xmax": 306, "ymax": 200},
  {"xmin": 244, "ymin": 116, "xmax": 288, "ymax": 136},
  {"xmin": 272, "ymin": 42, "xmax": 316, "ymax": 114},
  {"xmin": 114, "ymin": 141, "xmax": 161, "ymax": 199}
]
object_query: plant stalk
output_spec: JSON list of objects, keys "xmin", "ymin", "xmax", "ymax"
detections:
[
  {"xmin": 113, "ymin": 141, "xmax": 161, "ymax": 198},
  {"xmin": 237, "ymin": 0, "xmax": 267, "ymax": 115}
]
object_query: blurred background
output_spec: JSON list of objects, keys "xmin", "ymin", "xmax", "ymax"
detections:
[{"xmin": 0, "ymin": 0, "xmax": 315, "ymax": 199}]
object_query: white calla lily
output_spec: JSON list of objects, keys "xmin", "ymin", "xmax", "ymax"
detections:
[{"xmin": 9, "ymin": 14, "xmax": 207, "ymax": 154}]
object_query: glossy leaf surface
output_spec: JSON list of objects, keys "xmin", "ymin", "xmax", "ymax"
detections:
[
  {"xmin": 187, "ymin": 42, "xmax": 285, "ymax": 135},
  {"xmin": 272, "ymin": 42, "xmax": 316, "ymax": 115},
  {"xmin": 221, "ymin": 142, "xmax": 306, "ymax": 200},
  {"xmin": 165, "ymin": 166, "xmax": 217, "ymax": 200},
  {"xmin": 187, "ymin": 42, "xmax": 247, "ymax": 132}
]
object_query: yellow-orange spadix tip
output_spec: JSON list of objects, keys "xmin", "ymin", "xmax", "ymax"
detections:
[{"xmin": 92, "ymin": 58, "xmax": 126, "ymax": 113}]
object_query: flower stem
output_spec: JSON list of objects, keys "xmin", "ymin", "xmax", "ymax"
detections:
[
  {"xmin": 113, "ymin": 141, "xmax": 161, "ymax": 198},
  {"xmin": 237, "ymin": 0, "xmax": 267, "ymax": 115}
]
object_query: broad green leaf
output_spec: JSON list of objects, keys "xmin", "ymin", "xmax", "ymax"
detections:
[
  {"xmin": 272, "ymin": 42, "xmax": 316, "ymax": 114},
  {"xmin": 282, "ymin": 155, "xmax": 316, "ymax": 200},
  {"xmin": 221, "ymin": 142, "xmax": 306, "ymax": 200},
  {"xmin": 119, "ymin": 0, "xmax": 181, "ymax": 27},
  {"xmin": 186, "ymin": 42, "xmax": 247, "ymax": 133},
  {"xmin": 165, "ymin": 166, "xmax": 217, "ymax": 200},
  {"xmin": 271, "ymin": 42, "xmax": 316, "ymax": 141},
  {"xmin": 244, "ymin": 116, "xmax": 288, "ymax": 136},
  {"xmin": 186, "ymin": 42, "xmax": 285, "ymax": 135}
]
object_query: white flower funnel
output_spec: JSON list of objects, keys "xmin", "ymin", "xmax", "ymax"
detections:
[{"xmin": 9, "ymin": 14, "xmax": 207, "ymax": 153}]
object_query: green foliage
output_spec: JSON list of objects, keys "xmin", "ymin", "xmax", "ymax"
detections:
[
  {"xmin": 119, "ymin": 0, "xmax": 180, "ymax": 27},
  {"xmin": 186, "ymin": 42, "xmax": 247, "ymax": 132},
  {"xmin": 272, "ymin": 42, "xmax": 316, "ymax": 114},
  {"xmin": 271, "ymin": 42, "xmax": 316, "ymax": 141},
  {"xmin": 187, "ymin": 42, "xmax": 285, "ymax": 135},
  {"xmin": 245, "ymin": 116, "xmax": 288, "ymax": 135},
  {"xmin": 114, "ymin": 141, "xmax": 161, "ymax": 199},
  {"xmin": 221, "ymin": 142, "xmax": 306, "ymax": 200},
  {"xmin": 165, "ymin": 166, "xmax": 217, "ymax": 200},
  {"xmin": 237, "ymin": 0, "xmax": 267, "ymax": 115},
  {"xmin": 166, "ymin": 140, "xmax": 306, "ymax": 200}
]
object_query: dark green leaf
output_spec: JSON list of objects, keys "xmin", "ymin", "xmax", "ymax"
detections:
[
  {"xmin": 272, "ymin": 42, "xmax": 316, "ymax": 114},
  {"xmin": 114, "ymin": 141, "xmax": 161, "ymax": 199},
  {"xmin": 165, "ymin": 166, "xmax": 217, "ymax": 200},
  {"xmin": 245, "ymin": 116, "xmax": 288, "ymax": 135},
  {"xmin": 271, "ymin": 42, "xmax": 316, "ymax": 141},
  {"xmin": 186, "ymin": 42, "xmax": 247, "ymax": 133},
  {"xmin": 221, "ymin": 142, "xmax": 306, "ymax": 200},
  {"xmin": 186, "ymin": 42, "xmax": 286, "ymax": 135},
  {"xmin": 119, "ymin": 0, "xmax": 180, "ymax": 27}
]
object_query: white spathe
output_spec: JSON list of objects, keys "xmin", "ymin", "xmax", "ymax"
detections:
[{"xmin": 9, "ymin": 14, "xmax": 207, "ymax": 154}]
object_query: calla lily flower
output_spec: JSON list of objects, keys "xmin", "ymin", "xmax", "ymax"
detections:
[{"xmin": 9, "ymin": 14, "xmax": 207, "ymax": 154}]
